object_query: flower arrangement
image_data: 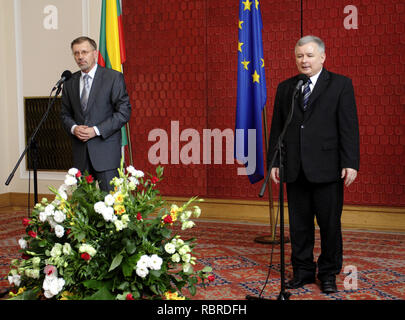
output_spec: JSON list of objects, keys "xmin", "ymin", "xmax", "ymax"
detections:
[{"xmin": 7, "ymin": 159, "xmax": 213, "ymax": 300}]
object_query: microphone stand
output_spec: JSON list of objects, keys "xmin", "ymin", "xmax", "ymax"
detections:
[
  {"xmin": 5, "ymin": 85, "xmax": 63, "ymax": 212},
  {"xmin": 250, "ymin": 87, "xmax": 300, "ymax": 300}
]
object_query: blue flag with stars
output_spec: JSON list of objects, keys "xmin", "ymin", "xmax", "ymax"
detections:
[{"xmin": 235, "ymin": 0, "xmax": 267, "ymax": 184}]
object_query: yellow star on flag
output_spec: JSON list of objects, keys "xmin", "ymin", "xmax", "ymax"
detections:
[
  {"xmin": 238, "ymin": 41, "xmax": 244, "ymax": 52},
  {"xmin": 255, "ymin": 0, "xmax": 259, "ymax": 10},
  {"xmin": 239, "ymin": 20, "xmax": 244, "ymax": 30},
  {"xmin": 252, "ymin": 70, "xmax": 260, "ymax": 83},
  {"xmin": 261, "ymin": 58, "xmax": 265, "ymax": 68},
  {"xmin": 242, "ymin": 0, "xmax": 252, "ymax": 11},
  {"xmin": 241, "ymin": 59, "xmax": 250, "ymax": 70}
]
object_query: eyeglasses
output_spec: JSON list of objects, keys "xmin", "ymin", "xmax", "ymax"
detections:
[{"xmin": 73, "ymin": 50, "xmax": 94, "ymax": 58}]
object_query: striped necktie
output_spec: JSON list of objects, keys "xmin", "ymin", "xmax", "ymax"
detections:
[
  {"xmin": 302, "ymin": 78, "xmax": 312, "ymax": 110},
  {"xmin": 80, "ymin": 74, "xmax": 90, "ymax": 111}
]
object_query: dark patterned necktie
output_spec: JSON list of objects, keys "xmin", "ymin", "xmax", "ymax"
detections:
[
  {"xmin": 80, "ymin": 74, "xmax": 90, "ymax": 111},
  {"xmin": 302, "ymin": 78, "xmax": 312, "ymax": 110}
]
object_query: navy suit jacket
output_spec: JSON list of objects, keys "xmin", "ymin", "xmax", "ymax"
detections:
[
  {"xmin": 268, "ymin": 68, "xmax": 360, "ymax": 183},
  {"xmin": 60, "ymin": 65, "xmax": 131, "ymax": 172}
]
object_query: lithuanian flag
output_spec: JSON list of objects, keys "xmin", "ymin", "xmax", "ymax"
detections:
[{"xmin": 98, "ymin": 0, "xmax": 132, "ymax": 162}]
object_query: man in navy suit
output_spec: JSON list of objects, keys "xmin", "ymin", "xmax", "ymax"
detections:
[
  {"xmin": 268, "ymin": 35, "xmax": 360, "ymax": 293},
  {"xmin": 61, "ymin": 36, "xmax": 131, "ymax": 191}
]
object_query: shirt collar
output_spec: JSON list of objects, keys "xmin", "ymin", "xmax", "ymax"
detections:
[
  {"xmin": 81, "ymin": 64, "xmax": 98, "ymax": 79},
  {"xmin": 309, "ymin": 68, "xmax": 322, "ymax": 86}
]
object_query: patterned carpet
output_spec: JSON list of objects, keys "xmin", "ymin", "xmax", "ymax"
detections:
[{"xmin": 1, "ymin": 209, "xmax": 404, "ymax": 300}]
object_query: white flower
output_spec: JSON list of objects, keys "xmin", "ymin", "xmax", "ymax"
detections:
[
  {"xmin": 53, "ymin": 210, "xmax": 66, "ymax": 223},
  {"xmin": 94, "ymin": 201, "xmax": 106, "ymax": 214},
  {"xmin": 67, "ymin": 168, "xmax": 78, "ymax": 176},
  {"xmin": 44, "ymin": 204, "xmax": 55, "ymax": 216},
  {"xmin": 62, "ymin": 243, "xmax": 72, "ymax": 256},
  {"xmin": 171, "ymin": 253, "xmax": 180, "ymax": 263},
  {"xmin": 54, "ymin": 225, "xmax": 64, "ymax": 238},
  {"xmin": 178, "ymin": 245, "xmax": 191, "ymax": 256},
  {"xmin": 148, "ymin": 254, "xmax": 163, "ymax": 271},
  {"xmin": 25, "ymin": 269, "xmax": 40, "ymax": 279},
  {"xmin": 104, "ymin": 194, "xmax": 115, "ymax": 207},
  {"xmin": 8, "ymin": 274, "xmax": 21, "ymax": 286},
  {"xmin": 101, "ymin": 206, "xmax": 115, "ymax": 222},
  {"xmin": 126, "ymin": 165, "xmax": 136, "ymax": 175},
  {"xmin": 136, "ymin": 266, "xmax": 149, "ymax": 278},
  {"xmin": 182, "ymin": 263, "xmax": 193, "ymax": 273},
  {"xmin": 64, "ymin": 175, "xmax": 77, "ymax": 186},
  {"xmin": 114, "ymin": 219, "xmax": 125, "ymax": 231},
  {"xmin": 164, "ymin": 243, "xmax": 176, "ymax": 254},
  {"xmin": 181, "ymin": 253, "xmax": 191, "ymax": 263},
  {"xmin": 136, "ymin": 255, "xmax": 150, "ymax": 269},
  {"xmin": 193, "ymin": 206, "xmax": 201, "ymax": 218},
  {"xmin": 134, "ymin": 170, "xmax": 144, "ymax": 178},
  {"xmin": 32, "ymin": 257, "xmax": 41, "ymax": 267},
  {"xmin": 43, "ymin": 275, "xmax": 65, "ymax": 298},
  {"xmin": 18, "ymin": 238, "xmax": 27, "ymax": 249},
  {"xmin": 39, "ymin": 211, "xmax": 48, "ymax": 222},
  {"xmin": 50, "ymin": 243, "xmax": 63, "ymax": 257},
  {"xmin": 181, "ymin": 220, "xmax": 195, "ymax": 230}
]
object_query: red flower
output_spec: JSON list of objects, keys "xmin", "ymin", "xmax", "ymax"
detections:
[
  {"xmin": 151, "ymin": 176, "xmax": 159, "ymax": 184},
  {"xmin": 22, "ymin": 218, "xmax": 30, "ymax": 227},
  {"xmin": 66, "ymin": 228, "xmax": 72, "ymax": 235},
  {"xmin": 85, "ymin": 175, "xmax": 94, "ymax": 184},
  {"xmin": 136, "ymin": 212, "xmax": 143, "ymax": 221},
  {"xmin": 208, "ymin": 275, "xmax": 215, "ymax": 282},
  {"xmin": 126, "ymin": 293, "xmax": 135, "ymax": 300},
  {"xmin": 163, "ymin": 215, "xmax": 173, "ymax": 224},
  {"xmin": 28, "ymin": 230, "xmax": 37, "ymax": 238},
  {"xmin": 81, "ymin": 252, "xmax": 91, "ymax": 261},
  {"xmin": 21, "ymin": 253, "xmax": 31, "ymax": 260},
  {"xmin": 75, "ymin": 170, "xmax": 82, "ymax": 178}
]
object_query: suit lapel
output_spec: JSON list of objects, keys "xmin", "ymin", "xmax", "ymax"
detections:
[
  {"xmin": 72, "ymin": 72, "xmax": 82, "ymax": 114},
  {"xmin": 304, "ymin": 69, "xmax": 330, "ymax": 120}
]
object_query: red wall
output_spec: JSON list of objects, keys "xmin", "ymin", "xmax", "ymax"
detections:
[{"xmin": 122, "ymin": 0, "xmax": 404, "ymax": 207}]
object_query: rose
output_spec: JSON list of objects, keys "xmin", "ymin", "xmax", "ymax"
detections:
[
  {"xmin": 79, "ymin": 244, "xmax": 97, "ymax": 257},
  {"xmin": 81, "ymin": 252, "xmax": 91, "ymax": 261},
  {"xmin": 136, "ymin": 212, "xmax": 143, "ymax": 221},
  {"xmin": 126, "ymin": 293, "xmax": 135, "ymax": 300},
  {"xmin": 55, "ymin": 225, "xmax": 64, "ymax": 238},
  {"xmin": 151, "ymin": 176, "xmax": 159, "ymax": 184},
  {"xmin": 67, "ymin": 168, "xmax": 78, "ymax": 176},
  {"xmin": 163, "ymin": 215, "xmax": 173, "ymax": 224},
  {"xmin": 164, "ymin": 243, "xmax": 176, "ymax": 254},
  {"xmin": 64, "ymin": 175, "xmax": 77, "ymax": 186},
  {"xmin": 62, "ymin": 243, "xmax": 72, "ymax": 256},
  {"xmin": 85, "ymin": 175, "xmax": 94, "ymax": 184},
  {"xmin": 104, "ymin": 194, "xmax": 115, "ymax": 206},
  {"xmin": 28, "ymin": 230, "xmax": 37, "ymax": 238},
  {"xmin": 53, "ymin": 210, "xmax": 66, "ymax": 223},
  {"xmin": 50, "ymin": 243, "xmax": 63, "ymax": 257},
  {"xmin": 22, "ymin": 218, "xmax": 31, "ymax": 227},
  {"xmin": 148, "ymin": 254, "xmax": 163, "ymax": 271},
  {"xmin": 136, "ymin": 266, "xmax": 149, "ymax": 278},
  {"xmin": 44, "ymin": 265, "xmax": 58, "ymax": 277},
  {"xmin": 75, "ymin": 170, "xmax": 82, "ymax": 178},
  {"xmin": 208, "ymin": 275, "xmax": 215, "ymax": 282}
]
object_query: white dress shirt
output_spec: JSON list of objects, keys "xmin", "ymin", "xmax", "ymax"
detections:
[{"xmin": 71, "ymin": 64, "xmax": 100, "ymax": 136}]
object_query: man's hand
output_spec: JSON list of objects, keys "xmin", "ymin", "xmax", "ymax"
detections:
[
  {"xmin": 270, "ymin": 167, "xmax": 280, "ymax": 184},
  {"xmin": 341, "ymin": 168, "xmax": 358, "ymax": 187},
  {"xmin": 73, "ymin": 125, "xmax": 96, "ymax": 142}
]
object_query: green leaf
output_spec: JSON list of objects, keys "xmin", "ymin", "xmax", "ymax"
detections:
[
  {"xmin": 82, "ymin": 279, "xmax": 104, "ymax": 289},
  {"xmin": 85, "ymin": 287, "xmax": 115, "ymax": 300},
  {"xmin": 122, "ymin": 260, "xmax": 133, "ymax": 277},
  {"xmin": 125, "ymin": 240, "xmax": 137, "ymax": 255},
  {"xmin": 109, "ymin": 253, "xmax": 123, "ymax": 272}
]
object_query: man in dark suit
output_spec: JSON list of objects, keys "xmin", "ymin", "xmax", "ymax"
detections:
[
  {"xmin": 61, "ymin": 36, "xmax": 131, "ymax": 192},
  {"xmin": 268, "ymin": 35, "xmax": 359, "ymax": 293}
]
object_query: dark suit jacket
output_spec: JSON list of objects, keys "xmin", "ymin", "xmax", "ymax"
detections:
[
  {"xmin": 268, "ymin": 68, "xmax": 360, "ymax": 183},
  {"xmin": 60, "ymin": 65, "xmax": 131, "ymax": 172}
]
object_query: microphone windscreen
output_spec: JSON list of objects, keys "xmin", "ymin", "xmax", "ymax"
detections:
[
  {"xmin": 61, "ymin": 70, "xmax": 72, "ymax": 81},
  {"xmin": 297, "ymin": 74, "xmax": 309, "ymax": 83}
]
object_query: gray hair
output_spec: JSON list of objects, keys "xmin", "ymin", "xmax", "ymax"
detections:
[{"xmin": 295, "ymin": 35, "xmax": 325, "ymax": 54}]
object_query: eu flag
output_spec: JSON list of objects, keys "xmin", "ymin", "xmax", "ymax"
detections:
[{"xmin": 235, "ymin": 0, "xmax": 267, "ymax": 184}]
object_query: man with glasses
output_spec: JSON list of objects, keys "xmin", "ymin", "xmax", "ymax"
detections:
[{"xmin": 60, "ymin": 36, "xmax": 131, "ymax": 191}]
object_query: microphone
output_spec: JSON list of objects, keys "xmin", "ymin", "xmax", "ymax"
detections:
[
  {"xmin": 294, "ymin": 74, "xmax": 308, "ymax": 92},
  {"xmin": 53, "ymin": 70, "xmax": 72, "ymax": 90}
]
